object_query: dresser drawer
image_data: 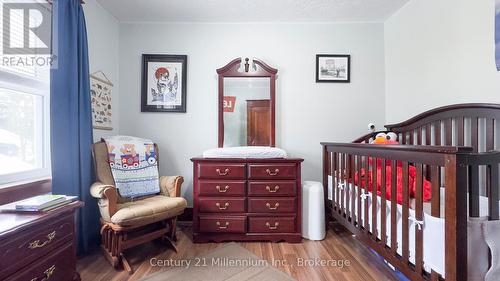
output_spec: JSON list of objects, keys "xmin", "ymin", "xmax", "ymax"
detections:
[
  {"xmin": 248, "ymin": 216, "xmax": 296, "ymax": 233},
  {"xmin": 198, "ymin": 197, "xmax": 246, "ymax": 213},
  {"xmin": 248, "ymin": 181, "xmax": 296, "ymax": 196},
  {"xmin": 5, "ymin": 242, "xmax": 76, "ymax": 281},
  {"xmin": 0, "ymin": 215, "xmax": 74, "ymax": 277},
  {"xmin": 198, "ymin": 163, "xmax": 246, "ymax": 179},
  {"xmin": 199, "ymin": 216, "xmax": 246, "ymax": 233},
  {"xmin": 198, "ymin": 180, "xmax": 246, "ymax": 196},
  {"xmin": 248, "ymin": 198, "xmax": 296, "ymax": 213},
  {"xmin": 247, "ymin": 164, "xmax": 297, "ymax": 179}
]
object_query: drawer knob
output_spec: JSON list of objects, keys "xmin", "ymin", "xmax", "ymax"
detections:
[
  {"xmin": 266, "ymin": 222, "xmax": 280, "ymax": 230},
  {"xmin": 28, "ymin": 230, "xmax": 56, "ymax": 249},
  {"xmin": 216, "ymin": 202, "xmax": 230, "ymax": 210},
  {"xmin": 266, "ymin": 202, "xmax": 280, "ymax": 210},
  {"xmin": 216, "ymin": 221, "xmax": 230, "ymax": 229},
  {"xmin": 266, "ymin": 168, "xmax": 280, "ymax": 176},
  {"xmin": 30, "ymin": 264, "xmax": 55, "ymax": 281},
  {"xmin": 216, "ymin": 168, "xmax": 230, "ymax": 176},
  {"xmin": 216, "ymin": 185, "xmax": 230, "ymax": 193},
  {"xmin": 266, "ymin": 185, "xmax": 280, "ymax": 193}
]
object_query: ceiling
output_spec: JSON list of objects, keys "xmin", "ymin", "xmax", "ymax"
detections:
[{"xmin": 96, "ymin": 0, "xmax": 409, "ymax": 23}]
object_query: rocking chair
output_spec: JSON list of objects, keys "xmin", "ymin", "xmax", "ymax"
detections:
[{"xmin": 90, "ymin": 141, "xmax": 187, "ymax": 273}]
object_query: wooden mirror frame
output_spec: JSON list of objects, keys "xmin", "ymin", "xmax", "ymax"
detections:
[{"xmin": 216, "ymin": 58, "xmax": 278, "ymax": 147}]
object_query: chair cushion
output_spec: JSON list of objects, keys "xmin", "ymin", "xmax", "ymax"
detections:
[{"xmin": 110, "ymin": 195, "xmax": 187, "ymax": 226}]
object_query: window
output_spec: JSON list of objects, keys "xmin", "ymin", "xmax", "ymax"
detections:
[{"xmin": 0, "ymin": 0, "xmax": 51, "ymax": 185}]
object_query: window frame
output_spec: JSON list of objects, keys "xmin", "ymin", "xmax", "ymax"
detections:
[{"xmin": 0, "ymin": 69, "xmax": 51, "ymax": 186}]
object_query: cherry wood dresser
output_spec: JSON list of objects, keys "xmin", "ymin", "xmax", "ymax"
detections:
[
  {"xmin": 0, "ymin": 201, "xmax": 83, "ymax": 281},
  {"xmin": 191, "ymin": 158, "xmax": 303, "ymax": 243}
]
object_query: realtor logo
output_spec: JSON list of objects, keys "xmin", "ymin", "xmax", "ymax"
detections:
[{"xmin": 2, "ymin": 2, "xmax": 51, "ymax": 55}]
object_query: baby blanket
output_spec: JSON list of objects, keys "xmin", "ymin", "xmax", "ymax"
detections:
[{"xmin": 103, "ymin": 135, "xmax": 160, "ymax": 198}]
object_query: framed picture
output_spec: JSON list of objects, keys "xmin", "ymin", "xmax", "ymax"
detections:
[
  {"xmin": 141, "ymin": 54, "xmax": 187, "ymax": 112},
  {"xmin": 316, "ymin": 54, "xmax": 351, "ymax": 83},
  {"xmin": 90, "ymin": 72, "xmax": 113, "ymax": 130}
]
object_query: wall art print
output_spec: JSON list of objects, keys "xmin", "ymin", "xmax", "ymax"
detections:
[
  {"xmin": 90, "ymin": 72, "xmax": 113, "ymax": 130},
  {"xmin": 141, "ymin": 54, "xmax": 187, "ymax": 112}
]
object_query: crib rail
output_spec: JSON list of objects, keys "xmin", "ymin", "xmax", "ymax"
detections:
[{"xmin": 322, "ymin": 143, "xmax": 475, "ymax": 281}]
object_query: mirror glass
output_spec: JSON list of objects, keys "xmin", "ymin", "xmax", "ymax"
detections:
[{"xmin": 223, "ymin": 77, "xmax": 271, "ymax": 147}]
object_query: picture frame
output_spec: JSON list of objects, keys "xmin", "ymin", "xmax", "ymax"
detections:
[
  {"xmin": 141, "ymin": 54, "xmax": 187, "ymax": 112},
  {"xmin": 316, "ymin": 54, "xmax": 351, "ymax": 83}
]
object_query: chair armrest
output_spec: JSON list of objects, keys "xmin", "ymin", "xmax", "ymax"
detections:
[
  {"xmin": 90, "ymin": 182, "xmax": 116, "ymax": 198},
  {"xmin": 159, "ymin": 176, "xmax": 184, "ymax": 197},
  {"xmin": 90, "ymin": 182, "xmax": 118, "ymax": 219}
]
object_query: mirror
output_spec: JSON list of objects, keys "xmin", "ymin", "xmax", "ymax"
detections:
[
  {"xmin": 217, "ymin": 58, "xmax": 277, "ymax": 147},
  {"xmin": 223, "ymin": 77, "xmax": 270, "ymax": 147}
]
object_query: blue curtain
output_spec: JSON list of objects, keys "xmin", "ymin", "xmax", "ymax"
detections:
[{"xmin": 50, "ymin": 0, "xmax": 98, "ymax": 254}]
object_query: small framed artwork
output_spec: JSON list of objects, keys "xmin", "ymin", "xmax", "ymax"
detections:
[
  {"xmin": 141, "ymin": 54, "xmax": 187, "ymax": 112},
  {"xmin": 316, "ymin": 54, "xmax": 351, "ymax": 83}
]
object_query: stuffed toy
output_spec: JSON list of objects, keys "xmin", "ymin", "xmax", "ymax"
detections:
[{"xmin": 372, "ymin": 132, "xmax": 399, "ymax": 144}]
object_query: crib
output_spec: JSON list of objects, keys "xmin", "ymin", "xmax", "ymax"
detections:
[{"xmin": 321, "ymin": 104, "xmax": 500, "ymax": 281}]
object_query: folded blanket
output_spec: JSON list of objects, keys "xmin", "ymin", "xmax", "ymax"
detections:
[{"xmin": 103, "ymin": 136, "xmax": 160, "ymax": 198}]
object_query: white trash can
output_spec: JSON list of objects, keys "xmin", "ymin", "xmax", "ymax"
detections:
[{"xmin": 302, "ymin": 181, "xmax": 326, "ymax": 240}]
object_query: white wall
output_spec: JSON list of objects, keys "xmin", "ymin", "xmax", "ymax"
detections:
[
  {"xmin": 84, "ymin": 0, "xmax": 120, "ymax": 141},
  {"xmin": 119, "ymin": 22, "xmax": 386, "ymax": 205},
  {"xmin": 385, "ymin": 0, "xmax": 500, "ymax": 123}
]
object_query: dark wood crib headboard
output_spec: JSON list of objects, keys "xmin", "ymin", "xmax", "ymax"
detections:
[{"xmin": 360, "ymin": 103, "xmax": 500, "ymax": 153}]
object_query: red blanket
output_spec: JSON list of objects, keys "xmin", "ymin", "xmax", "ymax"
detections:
[{"xmin": 352, "ymin": 160, "xmax": 432, "ymax": 204}]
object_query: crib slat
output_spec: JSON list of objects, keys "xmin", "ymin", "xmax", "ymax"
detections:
[
  {"xmin": 426, "ymin": 124, "xmax": 431, "ymax": 145},
  {"xmin": 471, "ymin": 117, "xmax": 478, "ymax": 152},
  {"xmin": 357, "ymin": 156, "xmax": 362, "ymax": 229},
  {"xmin": 390, "ymin": 160, "xmax": 398, "ymax": 254},
  {"xmin": 364, "ymin": 156, "xmax": 370, "ymax": 233},
  {"xmin": 415, "ymin": 164, "xmax": 424, "ymax": 275},
  {"xmin": 434, "ymin": 121, "xmax": 441, "ymax": 146},
  {"xmin": 402, "ymin": 162, "xmax": 410, "ymax": 262},
  {"xmin": 331, "ymin": 152, "xmax": 335, "ymax": 213},
  {"xmin": 380, "ymin": 160, "xmax": 387, "ymax": 246},
  {"xmin": 343, "ymin": 154, "xmax": 348, "ymax": 216},
  {"xmin": 351, "ymin": 155, "xmax": 356, "ymax": 226},
  {"xmin": 445, "ymin": 118, "xmax": 452, "ymax": 145},
  {"xmin": 340, "ymin": 153, "xmax": 345, "ymax": 215},
  {"xmin": 486, "ymin": 119, "xmax": 494, "ymax": 216},
  {"xmin": 417, "ymin": 127, "xmax": 422, "ymax": 145},
  {"xmin": 346, "ymin": 155, "xmax": 351, "ymax": 219},
  {"xmin": 488, "ymin": 164, "xmax": 499, "ymax": 220},
  {"xmin": 431, "ymin": 166, "xmax": 441, "ymax": 217},
  {"xmin": 371, "ymin": 157, "xmax": 378, "ymax": 239},
  {"xmin": 469, "ymin": 164, "xmax": 480, "ymax": 217},
  {"xmin": 457, "ymin": 117, "xmax": 464, "ymax": 146},
  {"xmin": 333, "ymin": 152, "xmax": 338, "ymax": 212},
  {"xmin": 425, "ymin": 124, "xmax": 432, "ymax": 179},
  {"xmin": 487, "ymin": 119, "xmax": 495, "ymax": 151}
]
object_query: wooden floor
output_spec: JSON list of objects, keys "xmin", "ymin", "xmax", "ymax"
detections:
[{"xmin": 77, "ymin": 223, "xmax": 399, "ymax": 281}]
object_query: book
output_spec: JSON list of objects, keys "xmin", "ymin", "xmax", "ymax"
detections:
[
  {"xmin": 15, "ymin": 194, "xmax": 67, "ymax": 210},
  {"xmin": 40, "ymin": 196, "xmax": 78, "ymax": 211},
  {"xmin": 1, "ymin": 195, "xmax": 78, "ymax": 213}
]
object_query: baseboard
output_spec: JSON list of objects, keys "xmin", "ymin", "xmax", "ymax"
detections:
[{"xmin": 178, "ymin": 207, "xmax": 193, "ymax": 221}]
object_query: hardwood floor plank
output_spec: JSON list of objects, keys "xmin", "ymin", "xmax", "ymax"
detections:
[{"xmin": 77, "ymin": 224, "xmax": 399, "ymax": 281}]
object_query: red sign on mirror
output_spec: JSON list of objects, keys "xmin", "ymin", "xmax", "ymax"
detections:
[{"xmin": 224, "ymin": 96, "xmax": 236, "ymax": 112}]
